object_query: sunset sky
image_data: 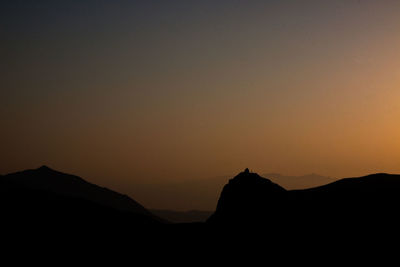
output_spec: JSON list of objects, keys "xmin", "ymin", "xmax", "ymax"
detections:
[{"xmin": 1, "ymin": 1, "xmax": 400, "ymax": 210}]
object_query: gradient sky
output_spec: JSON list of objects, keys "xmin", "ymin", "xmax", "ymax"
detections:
[{"xmin": 1, "ymin": 0, "xmax": 400, "ymax": 209}]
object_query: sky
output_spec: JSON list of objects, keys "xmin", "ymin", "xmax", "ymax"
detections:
[{"xmin": 1, "ymin": 0, "xmax": 400, "ymax": 210}]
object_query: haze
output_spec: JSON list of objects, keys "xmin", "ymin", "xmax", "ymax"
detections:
[{"xmin": 1, "ymin": 1, "xmax": 400, "ymax": 210}]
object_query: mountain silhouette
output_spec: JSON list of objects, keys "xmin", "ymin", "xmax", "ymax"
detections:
[
  {"xmin": 3, "ymin": 165, "xmax": 400, "ymax": 240},
  {"xmin": 151, "ymin": 209, "xmax": 213, "ymax": 223},
  {"xmin": 207, "ymin": 169, "xmax": 286, "ymax": 224},
  {"xmin": 2, "ymin": 166, "xmax": 400, "ymax": 256},
  {"xmin": 207, "ymin": 169, "xmax": 400, "ymax": 232},
  {"xmin": 129, "ymin": 172, "xmax": 334, "ymax": 211},
  {"xmin": 0, "ymin": 166, "xmax": 163, "ymax": 233}
]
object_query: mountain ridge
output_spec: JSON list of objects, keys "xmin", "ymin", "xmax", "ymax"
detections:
[
  {"xmin": 208, "ymin": 169, "xmax": 400, "ymax": 228},
  {"xmin": 126, "ymin": 171, "xmax": 335, "ymax": 211},
  {"xmin": 1, "ymin": 165, "xmax": 163, "ymax": 223}
]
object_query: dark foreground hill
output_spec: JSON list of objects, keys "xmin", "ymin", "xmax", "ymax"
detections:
[
  {"xmin": 0, "ymin": 166, "xmax": 163, "ymax": 234},
  {"xmin": 2, "ymin": 167, "xmax": 400, "ymax": 259},
  {"xmin": 151, "ymin": 209, "xmax": 212, "ymax": 223},
  {"xmin": 208, "ymin": 169, "xmax": 400, "ymax": 234}
]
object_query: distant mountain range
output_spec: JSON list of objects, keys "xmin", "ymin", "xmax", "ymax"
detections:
[
  {"xmin": 129, "ymin": 172, "xmax": 336, "ymax": 211},
  {"xmin": 2, "ymin": 166, "xmax": 399, "ymax": 256},
  {"xmin": 2, "ymin": 166, "xmax": 400, "ymax": 234}
]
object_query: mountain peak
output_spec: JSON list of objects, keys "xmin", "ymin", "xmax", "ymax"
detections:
[
  {"xmin": 229, "ymin": 168, "xmax": 274, "ymax": 185},
  {"xmin": 38, "ymin": 165, "xmax": 53, "ymax": 171},
  {"xmin": 36, "ymin": 165, "xmax": 63, "ymax": 175},
  {"xmin": 3, "ymin": 166, "xmax": 161, "ymax": 222},
  {"xmin": 208, "ymin": 170, "xmax": 287, "ymax": 223}
]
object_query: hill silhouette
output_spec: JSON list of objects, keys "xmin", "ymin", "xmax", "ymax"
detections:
[
  {"xmin": 207, "ymin": 171, "xmax": 400, "ymax": 232},
  {"xmin": 207, "ymin": 169, "xmax": 400, "ymax": 235},
  {"xmin": 2, "ymin": 166, "xmax": 400, "ymax": 257},
  {"xmin": 128, "ymin": 172, "xmax": 334, "ymax": 211},
  {"xmin": 2, "ymin": 166, "xmax": 158, "ymax": 215},
  {"xmin": 3, "ymin": 166, "xmax": 400, "ymax": 240},
  {"xmin": 0, "ymin": 166, "xmax": 163, "ymax": 234},
  {"xmin": 208, "ymin": 169, "xmax": 286, "ymax": 224},
  {"xmin": 151, "ymin": 209, "xmax": 212, "ymax": 223}
]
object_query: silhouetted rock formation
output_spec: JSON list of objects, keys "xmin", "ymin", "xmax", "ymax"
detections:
[
  {"xmin": 208, "ymin": 169, "xmax": 286, "ymax": 224},
  {"xmin": 208, "ymin": 170, "xmax": 400, "ymax": 232}
]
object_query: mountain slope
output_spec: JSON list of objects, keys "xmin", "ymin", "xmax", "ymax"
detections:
[
  {"xmin": 129, "ymin": 172, "xmax": 334, "ymax": 211},
  {"xmin": 208, "ymin": 169, "xmax": 400, "ymax": 229},
  {"xmin": 0, "ymin": 166, "xmax": 163, "ymax": 224},
  {"xmin": 207, "ymin": 169, "xmax": 286, "ymax": 223},
  {"xmin": 262, "ymin": 173, "xmax": 336, "ymax": 190}
]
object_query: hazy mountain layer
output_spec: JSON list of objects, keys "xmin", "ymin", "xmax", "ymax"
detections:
[{"xmin": 128, "ymin": 173, "xmax": 336, "ymax": 211}]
